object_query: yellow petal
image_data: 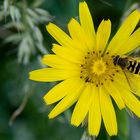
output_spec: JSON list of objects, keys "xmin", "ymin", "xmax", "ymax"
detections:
[
  {"xmin": 114, "ymin": 68, "xmax": 131, "ymax": 91},
  {"xmin": 52, "ymin": 44, "xmax": 83, "ymax": 64},
  {"xmin": 104, "ymin": 80, "xmax": 125, "ymax": 110},
  {"xmin": 46, "ymin": 23, "xmax": 73, "ymax": 48},
  {"xmin": 44, "ymin": 78, "xmax": 81, "ymax": 105},
  {"xmin": 127, "ymin": 74, "xmax": 140, "ymax": 96},
  {"xmin": 107, "ymin": 10, "xmax": 140, "ymax": 54},
  {"xmin": 116, "ymin": 83, "xmax": 140, "ymax": 118},
  {"xmin": 29, "ymin": 68, "xmax": 79, "ymax": 82},
  {"xmin": 42, "ymin": 54, "xmax": 79, "ymax": 70},
  {"xmin": 48, "ymin": 79, "xmax": 85, "ymax": 118},
  {"xmin": 99, "ymin": 86, "xmax": 118, "ymax": 136},
  {"xmin": 68, "ymin": 18, "xmax": 93, "ymax": 52},
  {"xmin": 79, "ymin": 2, "xmax": 96, "ymax": 50},
  {"xmin": 96, "ymin": 19, "xmax": 111, "ymax": 53},
  {"xmin": 88, "ymin": 85, "xmax": 101, "ymax": 136},
  {"xmin": 115, "ymin": 28, "xmax": 140, "ymax": 55},
  {"xmin": 71, "ymin": 84, "xmax": 92, "ymax": 126}
]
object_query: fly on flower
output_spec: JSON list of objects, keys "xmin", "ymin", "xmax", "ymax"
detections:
[
  {"xmin": 113, "ymin": 55, "xmax": 140, "ymax": 74},
  {"xmin": 29, "ymin": 1, "xmax": 140, "ymax": 137}
]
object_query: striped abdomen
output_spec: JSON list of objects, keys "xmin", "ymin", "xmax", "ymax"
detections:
[{"xmin": 127, "ymin": 61, "xmax": 140, "ymax": 74}]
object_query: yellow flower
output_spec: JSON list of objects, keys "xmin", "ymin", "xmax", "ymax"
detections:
[{"xmin": 29, "ymin": 1, "xmax": 140, "ymax": 137}]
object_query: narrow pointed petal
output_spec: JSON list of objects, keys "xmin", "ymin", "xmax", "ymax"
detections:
[
  {"xmin": 68, "ymin": 18, "xmax": 93, "ymax": 52},
  {"xmin": 88, "ymin": 85, "xmax": 101, "ymax": 136},
  {"xmin": 116, "ymin": 83, "xmax": 140, "ymax": 118},
  {"xmin": 126, "ymin": 74, "xmax": 140, "ymax": 96},
  {"xmin": 100, "ymin": 86, "xmax": 118, "ymax": 136},
  {"xmin": 44, "ymin": 78, "xmax": 81, "ymax": 105},
  {"xmin": 107, "ymin": 10, "xmax": 140, "ymax": 54},
  {"xmin": 71, "ymin": 84, "xmax": 92, "ymax": 126},
  {"xmin": 115, "ymin": 28, "xmax": 140, "ymax": 55},
  {"xmin": 52, "ymin": 44, "xmax": 83, "ymax": 64},
  {"xmin": 129, "ymin": 74, "xmax": 140, "ymax": 97},
  {"xmin": 46, "ymin": 23, "xmax": 73, "ymax": 48},
  {"xmin": 29, "ymin": 68, "xmax": 79, "ymax": 82},
  {"xmin": 96, "ymin": 19, "xmax": 111, "ymax": 53},
  {"xmin": 123, "ymin": 92, "xmax": 140, "ymax": 118},
  {"xmin": 104, "ymin": 80, "xmax": 125, "ymax": 110},
  {"xmin": 79, "ymin": 2, "xmax": 96, "ymax": 50},
  {"xmin": 114, "ymin": 68, "xmax": 131, "ymax": 91},
  {"xmin": 48, "ymin": 80, "xmax": 85, "ymax": 118},
  {"xmin": 42, "ymin": 54, "xmax": 79, "ymax": 70}
]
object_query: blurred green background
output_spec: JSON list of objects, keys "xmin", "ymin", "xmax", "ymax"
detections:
[{"xmin": 0, "ymin": 0, "xmax": 140, "ymax": 140}]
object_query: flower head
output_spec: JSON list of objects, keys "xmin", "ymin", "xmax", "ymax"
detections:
[{"xmin": 29, "ymin": 2, "xmax": 140, "ymax": 137}]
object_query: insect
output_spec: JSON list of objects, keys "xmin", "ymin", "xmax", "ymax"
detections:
[
  {"xmin": 113, "ymin": 55, "xmax": 140, "ymax": 118},
  {"xmin": 113, "ymin": 55, "xmax": 140, "ymax": 75}
]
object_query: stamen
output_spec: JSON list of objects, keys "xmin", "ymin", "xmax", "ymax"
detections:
[
  {"xmin": 111, "ymin": 79, "xmax": 114, "ymax": 82},
  {"xmin": 79, "ymin": 50, "xmax": 116, "ymax": 84}
]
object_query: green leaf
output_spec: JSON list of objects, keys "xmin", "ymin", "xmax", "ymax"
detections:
[
  {"xmin": 34, "ymin": 26, "xmax": 43, "ymax": 43},
  {"xmin": 9, "ymin": 5, "xmax": 16, "ymax": 22},
  {"xmin": 25, "ymin": 15, "xmax": 35, "ymax": 28},
  {"xmin": 4, "ymin": 33, "xmax": 23, "ymax": 43},
  {"xmin": 32, "ymin": 0, "xmax": 44, "ymax": 8},
  {"xmin": 18, "ymin": 38, "xmax": 31, "ymax": 65},
  {"xmin": 27, "ymin": 8, "xmax": 39, "ymax": 21},
  {"xmin": 3, "ymin": 0, "xmax": 9, "ymax": 18},
  {"xmin": 35, "ymin": 8, "xmax": 51, "ymax": 17},
  {"xmin": 35, "ymin": 8, "xmax": 53, "ymax": 22},
  {"xmin": 9, "ymin": 5, "xmax": 21, "ymax": 29}
]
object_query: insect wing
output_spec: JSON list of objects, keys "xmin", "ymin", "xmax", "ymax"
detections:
[
  {"xmin": 127, "ymin": 57, "xmax": 140, "ymax": 62},
  {"xmin": 124, "ymin": 70, "xmax": 140, "ymax": 96}
]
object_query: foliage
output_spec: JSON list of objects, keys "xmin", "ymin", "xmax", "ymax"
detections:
[{"xmin": 0, "ymin": 0, "xmax": 53, "ymax": 64}]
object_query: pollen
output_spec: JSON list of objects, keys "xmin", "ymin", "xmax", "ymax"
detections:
[
  {"xmin": 92, "ymin": 59, "xmax": 106, "ymax": 76},
  {"xmin": 79, "ymin": 50, "xmax": 116, "ymax": 84}
]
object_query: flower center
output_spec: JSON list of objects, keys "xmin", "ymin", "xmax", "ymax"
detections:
[
  {"xmin": 92, "ymin": 59, "xmax": 106, "ymax": 76},
  {"xmin": 80, "ymin": 51, "xmax": 118, "ymax": 84}
]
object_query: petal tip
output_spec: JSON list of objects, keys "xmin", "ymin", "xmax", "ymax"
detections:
[
  {"xmin": 48, "ymin": 113, "xmax": 54, "ymax": 119},
  {"xmin": 46, "ymin": 22, "xmax": 55, "ymax": 32},
  {"xmin": 41, "ymin": 55, "xmax": 49, "ymax": 65},
  {"xmin": 68, "ymin": 18, "xmax": 75, "ymax": 26},
  {"xmin": 131, "ymin": 9, "xmax": 140, "ymax": 18},
  {"xmin": 79, "ymin": 1, "xmax": 88, "ymax": 9},
  {"xmin": 70, "ymin": 121, "xmax": 79, "ymax": 127},
  {"xmin": 46, "ymin": 22, "xmax": 51, "ymax": 29},
  {"xmin": 43, "ymin": 95, "xmax": 49, "ymax": 105},
  {"xmin": 29, "ymin": 71, "xmax": 34, "ymax": 80}
]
